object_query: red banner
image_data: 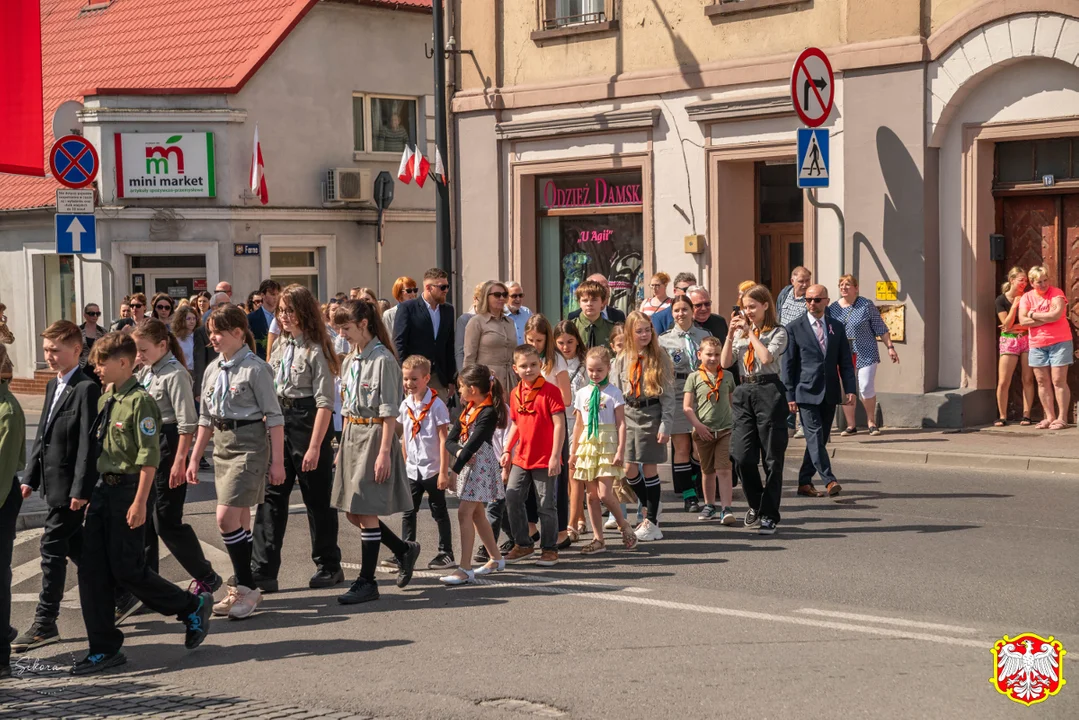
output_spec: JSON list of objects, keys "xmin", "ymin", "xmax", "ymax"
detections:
[{"xmin": 0, "ymin": 0, "xmax": 45, "ymax": 177}]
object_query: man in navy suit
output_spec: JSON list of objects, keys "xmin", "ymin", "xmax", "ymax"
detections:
[
  {"xmin": 247, "ymin": 279, "xmax": 280, "ymax": 359},
  {"xmin": 782, "ymin": 285, "xmax": 856, "ymax": 499},
  {"xmin": 394, "ymin": 268, "xmax": 456, "ymax": 400}
]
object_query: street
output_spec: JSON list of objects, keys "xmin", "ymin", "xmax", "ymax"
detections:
[{"xmin": 3, "ymin": 458, "xmax": 1076, "ymax": 719}]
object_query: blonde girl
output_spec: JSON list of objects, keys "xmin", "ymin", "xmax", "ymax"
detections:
[
  {"xmin": 611, "ymin": 311, "xmax": 675, "ymax": 542},
  {"xmin": 994, "ymin": 266, "xmax": 1035, "ymax": 426},
  {"xmin": 555, "ymin": 320, "xmax": 588, "ymax": 536},
  {"xmin": 570, "ymin": 347, "xmax": 638, "ymax": 553}
]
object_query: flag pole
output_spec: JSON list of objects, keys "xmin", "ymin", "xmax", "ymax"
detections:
[{"xmin": 432, "ymin": 0, "xmax": 452, "ymax": 301}]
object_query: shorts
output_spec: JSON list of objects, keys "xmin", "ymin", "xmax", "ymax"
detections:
[
  {"xmin": 998, "ymin": 333, "xmax": 1030, "ymax": 356},
  {"xmin": 693, "ymin": 429, "xmax": 732, "ymax": 475},
  {"xmin": 1028, "ymin": 339, "xmax": 1074, "ymax": 368},
  {"xmin": 856, "ymin": 364, "xmax": 877, "ymax": 399}
]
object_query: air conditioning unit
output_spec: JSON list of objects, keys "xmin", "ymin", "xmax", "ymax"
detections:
[{"xmin": 326, "ymin": 168, "xmax": 372, "ymax": 202}]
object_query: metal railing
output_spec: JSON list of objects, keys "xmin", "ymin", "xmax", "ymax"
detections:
[{"xmin": 543, "ymin": 11, "xmax": 606, "ymax": 30}]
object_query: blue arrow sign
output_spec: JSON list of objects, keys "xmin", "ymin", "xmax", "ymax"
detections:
[
  {"xmin": 55, "ymin": 213, "xmax": 97, "ymax": 254},
  {"xmin": 796, "ymin": 128, "xmax": 829, "ymax": 189}
]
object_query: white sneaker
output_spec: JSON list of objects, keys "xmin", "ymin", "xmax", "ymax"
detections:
[
  {"xmin": 603, "ymin": 515, "xmax": 618, "ymax": 530},
  {"xmin": 794, "ymin": 426, "xmax": 804, "ymax": 439},
  {"xmin": 212, "ymin": 586, "xmax": 240, "ymax": 616},
  {"xmin": 634, "ymin": 519, "xmax": 663, "ymax": 541},
  {"xmin": 227, "ymin": 585, "xmax": 262, "ymax": 620}
]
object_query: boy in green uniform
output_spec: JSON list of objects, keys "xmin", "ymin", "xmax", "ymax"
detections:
[
  {"xmin": 572, "ymin": 280, "xmax": 615, "ymax": 350},
  {"xmin": 73, "ymin": 332, "xmax": 212, "ymax": 676},
  {"xmin": 682, "ymin": 336, "xmax": 737, "ymax": 525},
  {"xmin": 0, "ymin": 343, "xmax": 24, "ymax": 679}
]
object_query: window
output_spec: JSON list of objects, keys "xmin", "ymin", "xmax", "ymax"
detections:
[
  {"xmin": 547, "ymin": 0, "xmax": 605, "ymax": 29},
  {"xmin": 757, "ymin": 163, "xmax": 803, "ymax": 224},
  {"xmin": 270, "ymin": 250, "xmax": 319, "ymax": 297},
  {"xmin": 994, "ymin": 138, "xmax": 1079, "ymax": 185},
  {"xmin": 352, "ymin": 93, "xmax": 417, "ymax": 155},
  {"xmin": 44, "ymin": 254, "xmax": 77, "ymax": 325},
  {"xmin": 705, "ymin": 0, "xmax": 812, "ymax": 18}
]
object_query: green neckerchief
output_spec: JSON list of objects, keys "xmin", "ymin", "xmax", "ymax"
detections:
[{"xmin": 586, "ymin": 378, "xmax": 609, "ymax": 439}]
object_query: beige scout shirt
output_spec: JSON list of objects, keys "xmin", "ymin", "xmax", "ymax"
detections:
[
  {"xmin": 268, "ymin": 332, "xmax": 335, "ymax": 409},
  {"xmin": 341, "ymin": 340, "xmax": 402, "ymax": 419},
  {"xmin": 198, "ymin": 346, "xmax": 284, "ymax": 428},
  {"xmin": 138, "ymin": 352, "xmax": 198, "ymax": 435}
]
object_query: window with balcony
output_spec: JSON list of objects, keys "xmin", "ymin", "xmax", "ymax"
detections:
[
  {"xmin": 705, "ymin": 0, "xmax": 812, "ymax": 19},
  {"xmin": 533, "ymin": 0, "xmax": 617, "ymax": 43}
]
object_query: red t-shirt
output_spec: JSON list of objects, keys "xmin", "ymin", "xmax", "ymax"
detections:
[{"xmin": 509, "ymin": 380, "xmax": 566, "ymax": 470}]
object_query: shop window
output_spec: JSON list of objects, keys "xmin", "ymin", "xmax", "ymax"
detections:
[
  {"xmin": 757, "ymin": 163, "xmax": 803, "ymax": 224},
  {"xmin": 535, "ymin": 171, "xmax": 644, "ymax": 321},
  {"xmin": 270, "ymin": 250, "xmax": 320, "ymax": 297},
  {"xmin": 44, "ymin": 254, "xmax": 77, "ymax": 325},
  {"xmin": 352, "ymin": 94, "xmax": 417, "ymax": 155}
]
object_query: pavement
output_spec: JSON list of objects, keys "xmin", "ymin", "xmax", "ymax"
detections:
[{"xmin": 3, "ymin": 456, "xmax": 1077, "ymax": 718}]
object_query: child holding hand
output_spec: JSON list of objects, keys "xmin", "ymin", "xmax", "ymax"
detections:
[{"xmin": 683, "ymin": 337, "xmax": 736, "ymax": 524}]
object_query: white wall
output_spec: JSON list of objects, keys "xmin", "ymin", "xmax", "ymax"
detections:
[{"xmin": 938, "ymin": 58, "xmax": 1079, "ymax": 388}]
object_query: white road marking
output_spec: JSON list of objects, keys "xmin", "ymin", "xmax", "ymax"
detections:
[
  {"xmin": 11, "ymin": 559, "xmax": 41, "ymax": 587},
  {"xmin": 13, "ymin": 528, "xmax": 43, "ymax": 547},
  {"xmin": 795, "ymin": 608, "xmax": 980, "ymax": 634},
  {"xmin": 11, "ymin": 593, "xmax": 79, "ymax": 610},
  {"xmin": 354, "ymin": 563, "xmax": 653, "ymax": 593}
]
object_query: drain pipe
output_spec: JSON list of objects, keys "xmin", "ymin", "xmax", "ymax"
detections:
[{"xmin": 808, "ymin": 189, "xmax": 844, "ymax": 277}]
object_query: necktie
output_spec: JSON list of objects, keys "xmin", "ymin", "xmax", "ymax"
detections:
[
  {"xmin": 628, "ymin": 356, "xmax": 643, "ymax": 397},
  {"xmin": 210, "ymin": 356, "xmax": 239, "ymax": 417},
  {"xmin": 698, "ymin": 366, "xmax": 724, "ymax": 402},
  {"xmin": 682, "ymin": 331, "xmax": 699, "ymax": 366},
  {"xmin": 743, "ymin": 328, "xmax": 762, "ymax": 372},
  {"xmin": 406, "ymin": 390, "xmax": 438, "ymax": 439},
  {"xmin": 92, "ymin": 396, "xmax": 116, "ymax": 443},
  {"xmin": 342, "ymin": 357, "xmax": 361, "ymax": 415},
  {"xmin": 586, "ymin": 379, "xmax": 608, "ymax": 439},
  {"xmin": 586, "ymin": 323, "xmax": 597, "ymax": 349},
  {"xmin": 275, "ymin": 338, "xmax": 296, "ymax": 392},
  {"xmin": 140, "ymin": 367, "xmax": 153, "ymax": 390},
  {"xmin": 814, "ymin": 319, "xmax": 826, "ymax": 351}
]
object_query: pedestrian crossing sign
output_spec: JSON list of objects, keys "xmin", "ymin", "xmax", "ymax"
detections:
[{"xmin": 796, "ymin": 128, "xmax": 829, "ymax": 188}]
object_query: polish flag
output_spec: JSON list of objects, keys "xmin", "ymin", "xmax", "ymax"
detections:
[
  {"xmin": 397, "ymin": 145, "xmax": 415, "ymax": 183},
  {"xmin": 0, "ymin": 0, "xmax": 44, "ymax": 176},
  {"xmin": 413, "ymin": 147, "xmax": 431, "ymax": 189},
  {"xmin": 250, "ymin": 124, "xmax": 268, "ymax": 204},
  {"xmin": 433, "ymin": 146, "xmax": 448, "ymax": 185}
]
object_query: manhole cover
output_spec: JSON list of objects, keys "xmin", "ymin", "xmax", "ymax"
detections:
[{"xmin": 478, "ymin": 698, "xmax": 566, "ymax": 717}]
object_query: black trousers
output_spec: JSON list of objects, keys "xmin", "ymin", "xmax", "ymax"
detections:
[
  {"xmin": 798, "ymin": 402, "xmax": 839, "ymax": 486},
  {"xmin": 36, "ymin": 504, "xmax": 85, "ymax": 625},
  {"xmin": 1, "ymin": 482, "xmax": 23, "ymax": 665},
  {"xmin": 252, "ymin": 404, "xmax": 340, "ymax": 577},
  {"xmin": 730, "ymin": 379, "xmax": 789, "ymax": 523},
  {"xmin": 144, "ymin": 424, "xmax": 214, "ymax": 581},
  {"xmin": 402, "ymin": 474, "xmax": 452, "ymax": 556},
  {"xmin": 489, "ymin": 483, "xmax": 538, "ymax": 541},
  {"xmin": 79, "ymin": 480, "xmax": 197, "ymax": 655}
]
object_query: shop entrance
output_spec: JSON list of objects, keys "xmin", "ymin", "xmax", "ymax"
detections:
[
  {"xmin": 755, "ymin": 162, "xmax": 803, "ymax": 299},
  {"xmin": 129, "ymin": 254, "xmax": 208, "ymax": 301}
]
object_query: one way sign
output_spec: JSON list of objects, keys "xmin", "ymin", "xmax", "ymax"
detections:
[{"xmin": 55, "ymin": 213, "xmax": 97, "ymax": 254}]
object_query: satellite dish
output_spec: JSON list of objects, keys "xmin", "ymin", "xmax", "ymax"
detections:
[{"xmin": 52, "ymin": 100, "xmax": 84, "ymax": 139}]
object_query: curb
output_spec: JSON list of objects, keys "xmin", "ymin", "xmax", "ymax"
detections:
[
  {"xmin": 786, "ymin": 446, "xmax": 1079, "ymax": 475},
  {"xmin": 16, "ymin": 511, "xmax": 48, "ymax": 532}
]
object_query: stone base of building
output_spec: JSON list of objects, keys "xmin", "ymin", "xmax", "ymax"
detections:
[{"xmin": 876, "ymin": 388, "xmax": 996, "ymax": 429}]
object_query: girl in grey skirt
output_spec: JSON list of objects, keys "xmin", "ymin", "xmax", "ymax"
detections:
[
  {"xmin": 610, "ymin": 311, "xmax": 675, "ymax": 542},
  {"xmin": 331, "ymin": 299, "xmax": 420, "ymax": 606},
  {"xmin": 187, "ymin": 305, "xmax": 284, "ymax": 620}
]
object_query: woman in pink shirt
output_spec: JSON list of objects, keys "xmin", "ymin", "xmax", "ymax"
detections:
[
  {"xmin": 1018, "ymin": 266, "xmax": 1073, "ymax": 429},
  {"xmin": 639, "ymin": 272, "xmax": 672, "ymax": 317}
]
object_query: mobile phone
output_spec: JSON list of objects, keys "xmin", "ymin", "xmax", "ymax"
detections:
[{"xmin": 731, "ymin": 305, "xmax": 741, "ymax": 315}]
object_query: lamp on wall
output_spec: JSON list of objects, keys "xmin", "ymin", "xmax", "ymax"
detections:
[{"xmin": 425, "ymin": 34, "xmax": 475, "ymax": 61}]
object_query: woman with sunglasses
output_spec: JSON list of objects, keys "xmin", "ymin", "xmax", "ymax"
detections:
[
  {"xmin": 464, "ymin": 281, "xmax": 519, "ymax": 393},
  {"xmin": 128, "ymin": 293, "xmax": 148, "ymax": 325},
  {"xmin": 151, "ymin": 293, "xmax": 175, "ymax": 324},
  {"xmin": 78, "ymin": 303, "xmax": 106, "ymax": 387},
  {"xmin": 382, "ymin": 276, "xmax": 418, "ymax": 336}
]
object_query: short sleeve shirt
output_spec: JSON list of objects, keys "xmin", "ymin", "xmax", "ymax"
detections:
[
  {"xmin": 1019, "ymin": 287, "xmax": 1072, "ymax": 348},
  {"xmin": 509, "ymin": 380, "xmax": 566, "ymax": 469},
  {"xmin": 98, "ymin": 377, "xmax": 162, "ymax": 473},
  {"xmin": 542, "ymin": 354, "xmax": 569, "ymax": 384},
  {"xmin": 398, "ymin": 389, "xmax": 451, "ymax": 478},
  {"xmin": 572, "ymin": 383, "xmax": 624, "ymax": 426},
  {"xmin": 138, "ymin": 352, "xmax": 197, "ymax": 434},
  {"xmin": 684, "ymin": 369, "xmax": 735, "ymax": 431},
  {"xmin": 827, "ymin": 297, "xmax": 889, "ymax": 368},
  {"xmin": 730, "ymin": 326, "xmax": 788, "ymax": 376}
]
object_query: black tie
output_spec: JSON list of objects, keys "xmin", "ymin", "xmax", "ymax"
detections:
[
  {"xmin": 587, "ymin": 324, "xmax": 597, "ymax": 349},
  {"xmin": 92, "ymin": 397, "xmax": 116, "ymax": 443}
]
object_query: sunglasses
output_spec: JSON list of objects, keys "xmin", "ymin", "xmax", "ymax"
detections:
[
  {"xmin": 692, "ymin": 301, "xmax": 711, "ymax": 309},
  {"xmin": 675, "ymin": 286, "xmax": 692, "ymax": 293},
  {"xmin": 430, "ymin": 284, "xmax": 449, "ymax": 292},
  {"xmin": 155, "ymin": 304, "xmax": 172, "ymax": 311},
  {"xmin": 252, "ymin": 299, "xmax": 263, "ymax": 305},
  {"xmin": 86, "ymin": 311, "xmax": 101, "ymax": 317},
  {"xmin": 805, "ymin": 297, "xmax": 828, "ymax": 304},
  {"xmin": 129, "ymin": 303, "xmax": 144, "ymax": 309},
  {"xmin": 488, "ymin": 291, "xmax": 509, "ymax": 299},
  {"xmin": 510, "ymin": 293, "xmax": 524, "ymax": 300},
  {"xmin": 328, "ymin": 299, "xmax": 340, "ymax": 304},
  {"xmin": 403, "ymin": 287, "xmax": 419, "ymax": 294}
]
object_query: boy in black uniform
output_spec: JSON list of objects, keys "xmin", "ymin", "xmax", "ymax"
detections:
[{"xmin": 72, "ymin": 333, "xmax": 212, "ymax": 676}]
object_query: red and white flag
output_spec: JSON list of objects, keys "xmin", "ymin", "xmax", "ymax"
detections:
[
  {"xmin": 250, "ymin": 124, "xmax": 268, "ymax": 204},
  {"xmin": 397, "ymin": 145, "xmax": 415, "ymax": 183},
  {"xmin": 433, "ymin": 146, "xmax": 447, "ymax": 185},
  {"xmin": 413, "ymin": 147, "xmax": 431, "ymax": 189}
]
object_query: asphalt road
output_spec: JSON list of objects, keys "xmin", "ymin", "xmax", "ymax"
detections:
[{"xmin": 3, "ymin": 459, "xmax": 1077, "ymax": 719}]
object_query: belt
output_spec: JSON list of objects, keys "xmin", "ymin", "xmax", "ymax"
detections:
[
  {"xmin": 211, "ymin": 417, "xmax": 263, "ymax": 431},
  {"xmin": 625, "ymin": 397, "xmax": 660, "ymax": 409},
  {"xmin": 741, "ymin": 373, "xmax": 780, "ymax": 385},
  {"xmin": 278, "ymin": 395, "xmax": 316, "ymax": 410},
  {"xmin": 101, "ymin": 472, "xmax": 139, "ymax": 486},
  {"xmin": 675, "ymin": 372, "xmax": 688, "ymax": 380},
  {"xmin": 345, "ymin": 416, "xmax": 384, "ymax": 425}
]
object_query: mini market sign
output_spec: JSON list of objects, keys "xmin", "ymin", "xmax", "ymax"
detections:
[{"xmin": 114, "ymin": 132, "xmax": 216, "ymax": 198}]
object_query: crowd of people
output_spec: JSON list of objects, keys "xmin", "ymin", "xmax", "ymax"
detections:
[{"xmin": 0, "ymin": 264, "xmax": 906, "ymax": 679}]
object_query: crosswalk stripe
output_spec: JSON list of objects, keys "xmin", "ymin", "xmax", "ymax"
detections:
[
  {"xmin": 13, "ymin": 528, "xmax": 43, "ymax": 548},
  {"xmin": 11, "ymin": 558, "xmax": 41, "ymax": 587}
]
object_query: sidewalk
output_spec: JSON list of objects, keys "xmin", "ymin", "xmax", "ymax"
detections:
[{"xmin": 786, "ymin": 424, "xmax": 1079, "ymax": 475}]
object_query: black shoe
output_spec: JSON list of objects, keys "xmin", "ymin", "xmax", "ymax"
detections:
[
  {"xmin": 71, "ymin": 651, "xmax": 127, "ymax": 676},
  {"xmin": 0, "ymin": 665, "xmax": 10, "ymax": 680},
  {"xmin": 251, "ymin": 572, "xmax": 279, "ymax": 594},
  {"xmin": 427, "ymin": 552, "xmax": 456, "ymax": 570},
  {"xmin": 499, "ymin": 539, "xmax": 515, "ymax": 555},
  {"xmin": 396, "ymin": 541, "xmax": 421, "ymax": 589},
  {"xmin": 758, "ymin": 517, "xmax": 778, "ymax": 535},
  {"xmin": 684, "ymin": 497, "xmax": 701, "ymax": 514},
  {"xmin": 744, "ymin": 508, "xmax": 759, "ymax": 529},
  {"xmin": 11, "ymin": 623, "xmax": 58, "ymax": 653},
  {"xmin": 183, "ymin": 593, "xmax": 213, "ymax": 650},
  {"xmin": 529, "ymin": 531, "xmax": 540, "ymax": 544},
  {"xmin": 473, "ymin": 546, "xmax": 490, "ymax": 564},
  {"xmin": 188, "ymin": 571, "xmax": 224, "ymax": 597},
  {"xmin": 199, "ymin": 457, "xmax": 211, "ymax": 471},
  {"xmin": 337, "ymin": 577, "xmax": 379, "ymax": 605},
  {"xmin": 7, "ymin": 625, "xmax": 16, "ymax": 643},
  {"xmin": 114, "ymin": 593, "xmax": 142, "ymax": 626},
  {"xmin": 556, "ymin": 535, "xmax": 573, "ymax": 550},
  {"xmin": 309, "ymin": 567, "xmax": 345, "ymax": 589}
]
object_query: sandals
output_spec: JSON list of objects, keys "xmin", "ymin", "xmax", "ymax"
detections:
[
  {"xmin": 1049, "ymin": 420, "xmax": 1068, "ymax": 430},
  {"xmin": 993, "ymin": 418, "xmax": 1007, "ymax": 427},
  {"xmin": 567, "ymin": 527, "xmax": 580, "ymax": 543},
  {"xmin": 474, "ymin": 559, "xmax": 505, "ymax": 577},
  {"xmin": 576, "ymin": 521, "xmax": 587, "ymax": 535},
  {"xmin": 1020, "ymin": 417, "xmax": 1032, "ymax": 426},
  {"xmin": 621, "ymin": 526, "xmax": 639, "ymax": 550},
  {"xmin": 580, "ymin": 539, "xmax": 607, "ymax": 555},
  {"xmin": 1035, "ymin": 419, "xmax": 1052, "ymax": 430},
  {"xmin": 439, "ymin": 568, "xmax": 475, "ymax": 586}
]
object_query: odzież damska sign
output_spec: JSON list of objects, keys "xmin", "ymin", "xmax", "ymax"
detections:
[
  {"xmin": 115, "ymin": 133, "xmax": 217, "ymax": 198},
  {"xmin": 542, "ymin": 175, "xmax": 642, "ymax": 210}
]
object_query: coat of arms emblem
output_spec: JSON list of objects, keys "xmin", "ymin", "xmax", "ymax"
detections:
[{"xmin": 991, "ymin": 633, "xmax": 1065, "ymax": 706}]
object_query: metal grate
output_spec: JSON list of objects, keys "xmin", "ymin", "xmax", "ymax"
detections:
[{"xmin": 544, "ymin": 11, "xmax": 605, "ymax": 30}]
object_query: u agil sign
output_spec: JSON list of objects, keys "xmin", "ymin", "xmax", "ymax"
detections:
[{"xmin": 114, "ymin": 133, "xmax": 216, "ymax": 198}]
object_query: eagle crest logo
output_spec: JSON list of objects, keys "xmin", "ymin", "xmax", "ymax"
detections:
[{"xmin": 991, "ymin": 633, "xmax": 1066, "ymax": 706}]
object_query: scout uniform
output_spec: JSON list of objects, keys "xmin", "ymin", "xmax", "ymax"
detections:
[
  {"xmin": 572, "ymin": 313, "xmax": 615, "ymax": 350},
  {"xmin": 684, "ymin": 366, "xmax": 736, "ymax": 475},
  {"xmin": 659, "ymin": 324, "xmax": 711, "ymax": 501},
  {"xmin": 77, "ymin": 378, "xmax": 202, "ymax": 661},
  {"xmin": 0, "ymin": 357, "xmax": 26, "ymax": 672},
  {"xmin": 254, "ymin": 333, "xmax": 341, "ymax": 583},
  {"xmin": 199, "ymin": 345, "xmax": 283, "ymax": 508},
  {"xmin": 138, "ymin": 352, "xmax": 216, "ymax": 586}
]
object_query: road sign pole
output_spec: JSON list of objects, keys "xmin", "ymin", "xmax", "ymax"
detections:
[
  {"xmin": 807, "ymin": 189, "xmax": 844, "ymax": 277},
  {"xmin": 78, "ymin": 255, "xmax": 117, "ymax": 320}
]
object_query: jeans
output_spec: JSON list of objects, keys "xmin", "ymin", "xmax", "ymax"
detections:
[
  {"xmin": 506, "ymin": 466, "xmax": 557, "ymax": 551},
  {"xmin": 36, "ymin": 504, "xmax": 85, "ymax": 625},
  {"xmin": 401, "ymin": 474, "xmax": 453, "ymax": 556}
]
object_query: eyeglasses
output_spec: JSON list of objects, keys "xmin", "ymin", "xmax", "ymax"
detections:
[
  {"xmin": 805, "ymin": 297, "xmax": 828, "ymax": 304},
  {"xmin": 328, "ymin": 298, "xmax": 340, "ymax": 305},
  {"xmin": 155, "ymin": 304, "xmax": 172, "ymax": 311},
  {"xmin": 252, "ymin": 300, "xmax": 263, "ymax": 306},
  {"xmin": 649, "ymin": 283, "xmax": 664, "ymax": 288},
  {"xmin": 129, "ymin": 303, "xmax": 144, "ymax": 309},
  {"xmin": 692, "ymin": 301, "xmax": 711, "ymax": 310},
  {"xmin": 488, "ymin": 291, "xmax": 509, "ymax": 299},
  {"xmin": 509, "ymin": 293, "xmax": 524, "ymax": 300},
  {"xmin": 675, "ymin": 285, "xmax": 692, "ymax": 293},
  {"xmin": 279, "ymin": 307, "xmax": 296, "ymax": 316},
  {"xmin": 403, "ymin": 287, "xmax": 419, "ymax": 295},
  {"xmin": 86, "ymin": 311, "xmax": 101, "ymax": 317}
]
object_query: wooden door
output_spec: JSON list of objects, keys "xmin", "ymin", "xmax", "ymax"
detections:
[
  {"xmin": 1061, "ymin": 195, "xmax": 1079, "ymax": 419},
  {"xmin": 757, "ymin": 223, "xmax": 803, "ymax": 300}
]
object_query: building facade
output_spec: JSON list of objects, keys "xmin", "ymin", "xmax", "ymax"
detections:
[
  {"xmin": 448, "ymin": 0, "xmax": 1079, "ymax": 427},
  {"xmin": 0, "ymin": 0, "xmax": 435, "ymax": 389}
]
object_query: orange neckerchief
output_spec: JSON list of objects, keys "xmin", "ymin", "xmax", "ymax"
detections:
[
  {"xmin": 406, "ymin": 389, "xmax": 439, "ymax": 439},
  {"xmin": 628, "ymin": 355, "xmax": 644, "ymax": 397},
  {"xmin": 743, "ymin": 328, "xmax": 762, "ymax": 371},
  {"xmin": 459, "ymin": 394, "xmax": 493, "ymax": 443},
  {"xmin": 698, "ymin": 365, "xmax": 724, "ymax": 402},
  {"xmin": 513, "ymin": 375, "xmax": 546, "ymax": 415}
]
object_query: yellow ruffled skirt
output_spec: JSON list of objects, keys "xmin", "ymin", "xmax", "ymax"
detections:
[{"xmin": 573, "ymin": 424, "xmax": 625, "ymax": 482}]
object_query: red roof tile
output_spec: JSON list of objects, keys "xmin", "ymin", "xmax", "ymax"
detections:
[{"xmin": 0, "ymin": 0, "xmax": 320, "ymax": 210}]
